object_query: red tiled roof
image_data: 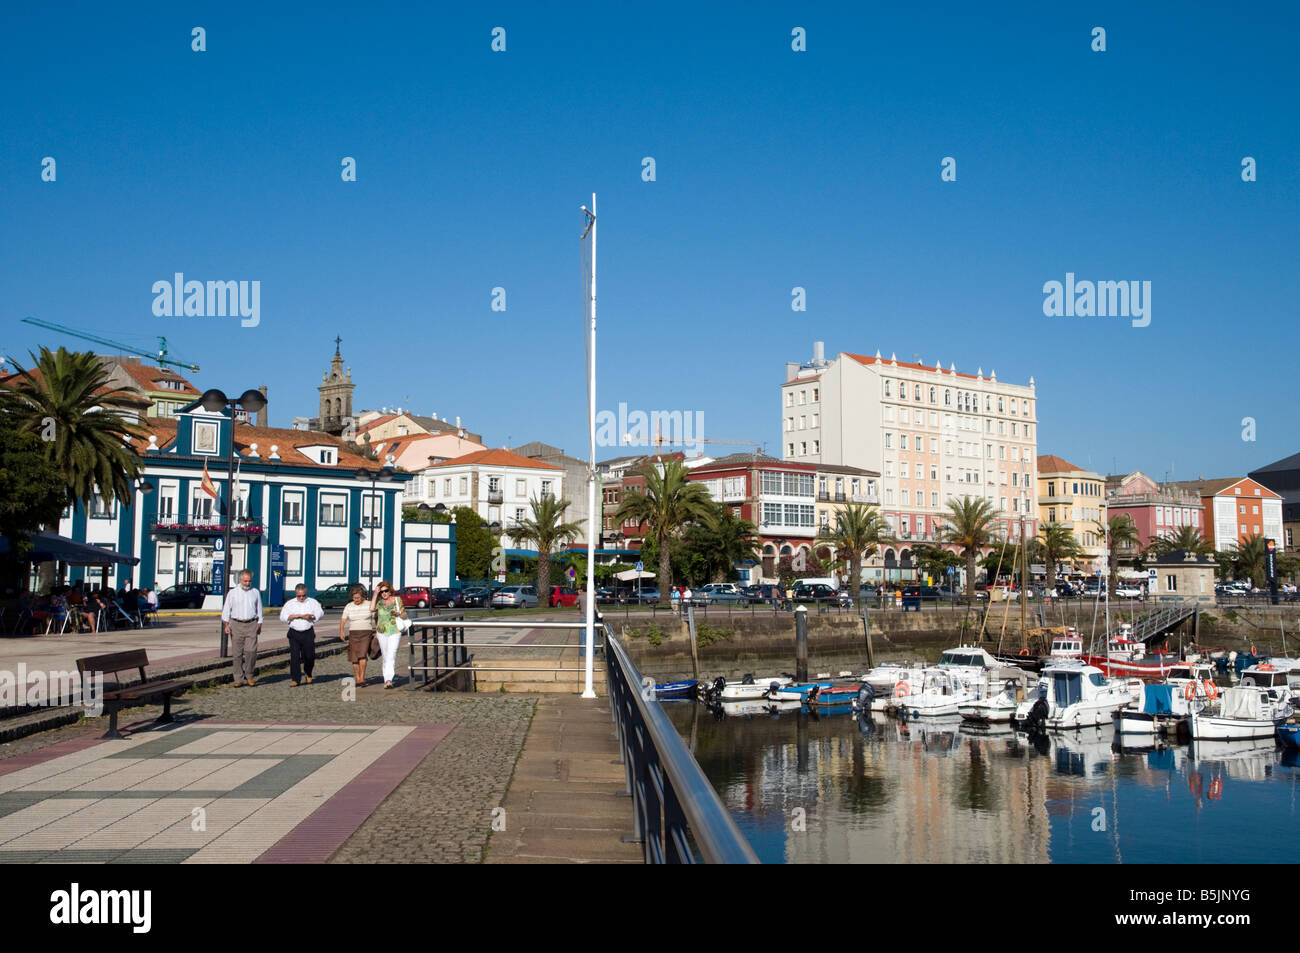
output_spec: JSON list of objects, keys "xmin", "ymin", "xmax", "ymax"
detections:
[
  {"xmin": 844, "ymin": 352, "xmax": 990, "ymax": 383},
  {"xmin": 1037, "ymin": 454, "xmax": 1084, "ymax": 474},
  {"xmin": 1, "ymin": 369, "xmax": 152, "ymax": 408},
  {"xmin": 114, "ymin": 362, "xmax": 200, "ymax": 395},
  {"xmin": 132, "ymin": 418, "xmax": 383, "ymax": 471},
  {"xmin": 426, "ymin": 448, "xmax": 563, "ymax": 471}
]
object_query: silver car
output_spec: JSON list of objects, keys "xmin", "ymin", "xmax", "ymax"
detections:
[{"xmin": 491, "ymin": 585, "xmax": 538, "ymax": 608}]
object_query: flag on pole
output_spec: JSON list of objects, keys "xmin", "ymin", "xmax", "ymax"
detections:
[{"xmin": 200, "ymin": 459, "xmax": 218, "ymax": 498}]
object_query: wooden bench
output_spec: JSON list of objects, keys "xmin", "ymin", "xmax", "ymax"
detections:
[{"xmin": 75, "ymin": 650, "xmax": 194, "ymax": 740}]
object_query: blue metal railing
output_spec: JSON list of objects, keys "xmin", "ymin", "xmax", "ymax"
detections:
[{"xmin": 603, "ymin": 624, "xmax": 759, "ymax": 864}]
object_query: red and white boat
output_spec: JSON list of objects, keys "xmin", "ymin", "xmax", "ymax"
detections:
[{"xmin": 1084, "ymin": 635, "xmax": 1178, "ymax": 678}]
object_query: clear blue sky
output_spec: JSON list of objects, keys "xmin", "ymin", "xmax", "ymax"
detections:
[{"xmin": 3, "ymin": 3, "xmax": 1296, "ymax": 481}]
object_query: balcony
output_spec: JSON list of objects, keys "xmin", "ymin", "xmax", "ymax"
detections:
[
  {"xmin": 817, "ymin": 491, "xmax": 830, "ymax": 502},
  {"xmin": 151, "ymin": 518, "xmax": 263, "ymax": 539},
  {"xmin": 851, "ymin": 493, "xmax": 878, "ymax": 504},
  {"xmin": 487, "ymin": 490, "xmax": 504, "ymax": 504}
]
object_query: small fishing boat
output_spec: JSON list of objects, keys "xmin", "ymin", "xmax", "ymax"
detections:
[
  {"xmin": 887, "ymin": 670, "xmax": 978, "ymax": 718},
  {"xmin": 1115, "ymin": 683, "xmax": 1190, "ymax": 738},
  {"xmin": 958, "ymin": 672, "xmax": 1030, "ymax": 725},
  {"xmin": 767, "ymin": 680, "xmax": 836, "ymax": 702},
  {"xmin": 1276, "ymin": 723, "xmax": 1300, "ymax": 749},
  {"xmin": 719, "ymin": 674, "xmax": 794, "ymax": 701},
  {"xmin": 1189, "ymin": 686, "xmax": 1293, "ymax": 741},
  {"xmin": 804, "ymin": 684, "xmax": 860, "ymax": 706},
  {"xmin": 1238, "ymin": 663, "xmax": 1293, "ymax": 702},
  {"xmin": 653, "ymin": 679, "xmax": 700, "ymax": 698},
  {"xmin": 719, "ymin": 699, "xmax": 801, "ymax": 717},
  {"xmin": 861, "ymin": 663, "xmax": 926, "ymax": 694},
  {"xmin": 1084, "ymin": 636, "xmax": 1178, "ymax": 678}
]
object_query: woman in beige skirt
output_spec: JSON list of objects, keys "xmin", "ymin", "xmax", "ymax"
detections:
[{"xmin": 339, "ymin": 585, "xmax": 375, "ymax": 685}]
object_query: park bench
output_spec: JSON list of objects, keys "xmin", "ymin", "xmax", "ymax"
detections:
[{"xmin": 74, "ymin": 649, "xmax": 194, "ymax": 740}]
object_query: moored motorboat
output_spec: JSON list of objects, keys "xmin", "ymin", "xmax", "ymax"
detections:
[
  {"xmin": 719, "ymin": 674, "xmax": 794, "ymax": 701},
  {"xmin": 1276, "ymin": 723, "xmax": 1300, "ymax": 748},
  {"xmin": 1115, "ymin": 683, "xmax": 1190, "ymax": 738},
  {"xmin": 1189, "ymin": 687, "xmax": 1293, "ymax": 741},
  {"xmin": 1084, "ymin": 636, "xmax": 1178, "ymax": 678},
  {"xmin": 886, "ymin": 669, "xmax": 978, "ymax": 718},
  {"xmin": 653, "ymin": 679, "xmax": 700, "ymax": 698},
  {"xmin": 958, "ymin": 671, "xmax": 1031, "ymax": 724},
  {"xmin": 767, "ymin": 680, "xmax": 836, "ymax": 702},
  {"xmin": 1014, "ymin": 661, "xmax": 1136, "ymax": 732}
]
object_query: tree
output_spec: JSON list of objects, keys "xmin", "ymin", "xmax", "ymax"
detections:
[
  {"xmin": 815, "ymin": 502, "xmax": 892, "ymax": 592},
  {"xmin": 3, "ymin": 347, "xmax": 144, "ymax": 509},
  {"xmin": 1144, "ymin": 525, "xmax": 1212, "ymax": 558},
  {"xmin": 676, "ymin": 504, "xmax": 759, "ymax": 584},
  {"xmin": 450, "ymin": 505, "xmax": 497, "ymax": 580},
  {"xmin": 403, "ymin": 505, "xmax": 452, "ymax": 524},
  {"xmin": 0, "ymin": 425, "xmax": 68, "ymax": 592},
  {"xmin": 613, "ymin": 458, "xmax": 714, "ymax": 597},
  {"xmin": 509, "ymin": 495, "xmax": 583, "ymax": 604},
  {"xmin": 1234, "ymin": 534, "xmax": 1269, "ymax": 589},
  {"xmin": 1096, "ymin": 514, "xmax": 1140, "ymax": 593},
  {"xmin": 1037, "ymin": 522, "xmax": 1082, "ymax": 593},
  {"xmin": 938, "ymin": 496, "xmax": 1001, "ymax": 597},
  {"xmin": 913, "ymin": 544, "xmax": 962, "ymax": 584}
]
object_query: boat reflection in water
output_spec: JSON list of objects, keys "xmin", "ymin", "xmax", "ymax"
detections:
[{"xmin": 665, "ymin": 700, "xmax": 1300, "ymax": 864}]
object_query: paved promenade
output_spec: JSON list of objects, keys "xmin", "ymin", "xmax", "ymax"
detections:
[{"xmin": 0, "ymin": 617, "xmax": 642, "ymax": 864}]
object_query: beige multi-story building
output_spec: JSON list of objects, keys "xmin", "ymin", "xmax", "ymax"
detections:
[
  {"xmin": 782, "ymin": 343, "xmax": 1039, "ymax": 576},
  {"xmin": 1037, "ymin": 455, "xmax": 1106, "ymax": 572}
]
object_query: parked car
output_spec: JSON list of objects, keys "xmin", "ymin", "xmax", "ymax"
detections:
[
  {"xmin": 1114, "ymin": 584, "xmax": 1143, "ymax": 599},
  {"xmin": 315, "ymin": 583, "xmax": 369, "ymax": 608},
  {"xmin": 492, "ymin": 585, "xmax": 538, "ymax": 608},
  {"xmin": 550, "ymin": 586, "xmax": 580, "ymax": 608},
  {"xmin": 155, "ymin": 582, "xmax": 211, "ymax": 609},
  {"xmin": 792, "ymin": 583, "xmax": 839, "ymax": 603},
  {"xmin": 742, "ymin": 584, "xmax": 784, "ymax": 602},
  {"xmin": 616, "ymin": 586, "xmax": 660, "ymax": 605},
  {"xmin": 695, "ymin": 584, "xmax": 748, "ymax": 605},
  {"xmin": 398, "ymin": 585, "xmax": 433, "ymax": 608},
  {"xmin": 901, "ymin": 585, "xmax": 942, "ymax": 603},
  {"xmin": 936, "ymin": 585, "xmax": 963, "ymax": 601},
  {"xmin": 460, "ymin": 586, "xmax": 491, "ymax": 608},
  {"xmin": 429, "ymin": 587, "xmax": 466, "ymax": 607},
  {"xmin": 595, "ymin": 587, "xmax": 619, "ymax": 605}
]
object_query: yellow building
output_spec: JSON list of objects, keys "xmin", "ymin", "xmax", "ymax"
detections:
[{"xmin": 1037, "ymin": 455, "xmax": 1106, "ymax": 572}]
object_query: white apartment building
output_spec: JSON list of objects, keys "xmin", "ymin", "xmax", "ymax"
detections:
[
  {"xmin": 782, "ymin": 342, "xmax": 1039, "ymax": 548},
  {"xmin": 404, "ymin": 448, "xmax": 565, "ymax": 550}
]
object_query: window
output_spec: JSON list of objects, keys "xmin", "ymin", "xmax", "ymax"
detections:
[
  {"xmin": 929, "ymin": 387, "xmax": 936, "ymax": 403},
  {"xmin": 1166, "ymin": 574, "xmax": 1177, "ymax": 592},
  {"xmin": 459, "ymin": 476, "xmax": 469, "ymax": 495},
  {"xmin": 900, "ymin": 434, "xmax": 908, "ymax": 450},
  {"xmin": 515, "ymin": 507, "xmax": 525, "ymax": 523},
  {"xmin": 813, "ymin": 440, "xmax": 820, "ymax": 453},
  {"xmin": 318, "ymin": 548, "xmax": 346, "ymax": 576},
  {"xmin": 416, "ymin": 550, "xmax": 438, "ymax": 580},
  {"xmin": 362, "ymin": 492, "xmax": 383, "ymax": 528},
  {"xmin": 799, "ymin": 415, "xmax": 806, "ymax": 429},
  {"xmin": 811, "ymin": 413, "xmax": 818, "ymax": 428},
  {"xmin": 516, "ymin": 479, "xmax": 526, "ymax": 496},
  {"xmin": 902, "ymin": 489, "xmax": 910, "ymax": 505},
  {"xmin": 320, "ymin": 449, "xmax": 335, "ymax": 465},
  {"xmin": 812, "ymin": 388, "xmax": 819, "ymax": 402},
  {"xmin": 914, "ymin": 384, "xmax": 921, "ymax": 400},
  {"xmin": 786, "ymin": 391, "xmax": 793, "ymax": 407},
  {"xmin": 884, "ymin": 380, "xmax": 892, "ymax": 397},
  {"xmin": 884, "ymin": 461, "xmax": 894, "ymax": 477},
  {"xmin": 931, "ymin": 492, "xmax": 939, "ymax": 506},
  {"xmin": 901, "ymin": 462, "xmax": 909, "ymax": 479},
  {"xmin": 799, "ymin": 390, "xmax": 806, "ymax": 405},
  {"xmin": 282, "ymin": 491, "xmax": 304, "ymax": 525},
  {"xmin": 884, "ymin": 433, "xmax": 893, "ymax": 449},
  {"xmin": 944, "ymin": 389, "xmax": 951, "ymax": 406},
  {"xmin": 541, "ymin": 480, "xmax": 553, "ymax": 497},
  {"xmin": 319, "ymin": 493, "xmax": 347, "ymax": 526},
  {"xmin": 998, "ymin": 397, "xmax": 1004, "ymax": 412},
  {"xmin": 900, "ymin": 408, "xmax": 909, "ymax": 424},
  {"xmin": 444, "ymin": 478, "xmax": 452, "ymax": 496},
  {"xmin": 800, "ymin": 441, "xmax": 807, "ymax": 455},
  {"xmin": 361, "ymin": 549, "xmax": 382, "ymax": 575},
  {"xmin": 89, "ymin": 492, "xmax": 113, "ymax": 518},
  {"xmin": 787, "ymin": 443, "xmax": 794, "ymax": 457},
  {"xmin": 156, "ymin": 543, "xmax": 176, "ymax": 576},
  {"xmin": 1048, "ymin": 507, "xmax": 1056, "ymax": 522},
  {"xmin": 786, "ymin": 417, "xmax": 793, "ymax": 431},
  {"xmin": 930, "ymin": 466, "xmax": 937, "ymax": 480},
  {"xmin": 284, "ymin": 547, "xmax": 303, "ymax": 575}
]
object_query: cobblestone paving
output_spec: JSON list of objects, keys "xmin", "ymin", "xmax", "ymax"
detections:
[{"xmin": 2, "ymin": 648, "xmax": 536, "ymax": 864}]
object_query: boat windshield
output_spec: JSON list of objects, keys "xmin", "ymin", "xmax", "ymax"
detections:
[{"xmin": 1088, "ymin": 673, "xmax": 1108, "ymax": 688}]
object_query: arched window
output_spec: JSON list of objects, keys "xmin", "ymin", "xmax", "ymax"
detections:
[
  {"xmin": 944, "ymin": 390, "xmax": 951, "ymax": 406},
  {"xmin": 914, "ymin": 384, "xmax": 921, "ymax": 400},
  {"xmin": 929, "ymin": 386, "xmax": 936, "ymax": 403},
  {"xmin": 884, "ymin": 380, "xmax": 892, "ymax": 397}
]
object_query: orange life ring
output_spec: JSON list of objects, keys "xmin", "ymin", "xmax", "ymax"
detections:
[
  {"xmin": 894, "ymin": 681, "xmax": 911, "ymax": 697},
  {"xmin": 1208, "ymin": 777, "xmax": 1223, "ymax": 800},
  {"xmin": 1259, "ymin": 664, "xmax": 1275, "ymax": 671},
  {"xmin": 1018, "ymin": 649, "xmax": 1030, "ymax": 656},
  {"xmin": 1184, "ymin": 682, "xmax": 1197, "ymax": 700},
  {"xmin": 1202, "ymin": 680, "xmax": 1218, "ymax": 699},
  {"xmin": 1189, "ymin": 773, "xmax": 1203, "ymax": 796}
]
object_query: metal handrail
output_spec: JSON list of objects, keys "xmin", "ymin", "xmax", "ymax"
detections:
[
  {"xmin": 603, "ymin": 624, "xmax": 759, "ymax": 864},
  {"xmin": 406, "ymin": 617, "xmax": 604, "ymax": 675}
]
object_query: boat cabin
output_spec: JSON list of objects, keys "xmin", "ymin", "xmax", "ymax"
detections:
[
  {"xmin": 1239, "ymin": 666, "xmax": 1289, "ymax": 691},
  {"xmin": 1050, "ymin": 637, "xmax": 1083, "ymax": 658},
  {"xmin": 1108, "ymin": 637, "xmax": 1147, "ymax": 661}
]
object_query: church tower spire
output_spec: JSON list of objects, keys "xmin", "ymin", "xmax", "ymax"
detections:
[{"xmin": 317, "ymin": 337, "xmax": 355, "ymax": 436}]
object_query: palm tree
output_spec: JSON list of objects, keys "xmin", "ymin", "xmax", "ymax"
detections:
[
  {"xmin": 2, "ymin": 347, "xmax": 144, "ymax": 508},
  {"xmin": 613, "ymin": 457, "xmax": 714, "ymax": 598},
  {"xmin": 1037, "ymin": 523, "xmax": 1081, "ymax": 593},
  {"xmin": 815, "ymin": 502, "xmax": 892, "ymax": 593},
  {"xmin": 509, "ymin": 494, "xmax": 584, "ymax": 605},
  {"xmin": 1234, "ymin": 534, "xmax": 1269, "ymax": 589},
  {"xmin": 938, "ymin": 496, "xmax": 1001, "ymax": 597},
  {"xmin": 1096, "ymin": 514, "xmax": 1140, "ymax": 594},
  {"xmin": 702, "ymin": 505, "xmax": 760, "ymax": 583},
  {"xmin": 1144, "ymin": 525, "xmax": 1212, "ymax": 558}
]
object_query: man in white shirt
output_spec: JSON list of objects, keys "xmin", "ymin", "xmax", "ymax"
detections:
[
  {"xmin": 221, "ymin": 570, "xmax": 263, "ymax": 686},
  {"xmin": 280, "ymin": 584, "xmax": 325, "ymax": 686}
]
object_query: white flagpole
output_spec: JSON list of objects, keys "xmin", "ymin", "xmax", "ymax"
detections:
[{"xmin": 583, "ymin": 193, "xmax": 598, "ymax": 699}]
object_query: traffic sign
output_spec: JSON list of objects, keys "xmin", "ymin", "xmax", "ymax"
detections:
[
  {"xmin": 567, "ymin": 566, "xmax": 576, "ymax": 579},
  {"xmin": 213, "ymin": 538, "xmax": 225, "ymax": 554},
  {"xmin": 635, "ymin": 561, "xmax": 644, "ymax": 572}
]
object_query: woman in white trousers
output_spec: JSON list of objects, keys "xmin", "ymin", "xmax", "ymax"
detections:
[{"xmin": 370, "ymin": 580, "xmax": 407, "ymax": 689}]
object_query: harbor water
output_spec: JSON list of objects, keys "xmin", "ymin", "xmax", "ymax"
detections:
[{"xmin": 664, "ymin": 701, "xmax": 1300, "ymax": 863}]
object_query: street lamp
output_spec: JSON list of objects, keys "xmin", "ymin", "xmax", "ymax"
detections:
[
  {"xmin": 416, "ymin": 502, "xmax": 445, "ymax": 606},
  {"xmin": 355, "ymin": 459, "xmax": 395, "ymax": 596},
  {"xmin": 199, "ymin": 388, "xmax": 266, "ymax": 658}
]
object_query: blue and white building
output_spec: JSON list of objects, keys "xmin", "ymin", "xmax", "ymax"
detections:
[{"xmin": 55, "ymin": 403, "xmax": 455, "ymax": 602}]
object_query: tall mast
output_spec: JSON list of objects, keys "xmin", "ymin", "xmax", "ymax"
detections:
[{"xmin": 581, "ymin": 194, "xmax": 598, "ymax": 699}]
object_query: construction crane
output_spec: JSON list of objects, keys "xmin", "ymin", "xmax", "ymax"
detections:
[
  {"xmin": 624, "ymin": 422, "xmax": 763, "ymax": 457},
  {"xmin": 21, "ymin": 317, "xmax": 200, "ymax": 372}
]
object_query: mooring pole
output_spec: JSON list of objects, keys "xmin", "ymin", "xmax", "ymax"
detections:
[
  {"xmin": 795, "ymin": 605, "xmax": 808, "ymax": 682},
  {"xmin": 861, "ymin": 606, "xmax": 874, "ymax": 670}
]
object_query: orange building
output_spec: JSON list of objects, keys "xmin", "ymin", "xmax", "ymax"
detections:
[{"xmin": 1164, "ymin": 477, "xmax": 1284, "ymax": 550}]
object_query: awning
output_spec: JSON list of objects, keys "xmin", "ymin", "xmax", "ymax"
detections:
[
  {"xmin": 614, "ymin": 569, "xmax": 656, "ymax": 581},
  {"xmin": 11, "ymin": 531, "xmax": 139, "ymax": 566}
]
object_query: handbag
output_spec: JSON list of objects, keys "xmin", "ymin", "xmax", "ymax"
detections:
[
  {"xmin": 367, "ymin": 633, "xmax": 382, "ymax": 660},
  {"xmin": 396, "ymin": 616, "xmax": 412, "ymax": 634}
]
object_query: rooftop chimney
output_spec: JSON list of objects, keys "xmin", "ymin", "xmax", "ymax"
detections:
[
  {"xmin": 257, "ymin": 385, "xmax": 268, "ymax": 427},
  {"xmin": 813, "ymin": 341, "xmax": 824, "ymax": 363}
]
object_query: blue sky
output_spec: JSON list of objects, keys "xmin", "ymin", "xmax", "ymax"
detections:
[{"xmin": 3, "ymin": 3, "xmax": 1296, "ymax": 480}]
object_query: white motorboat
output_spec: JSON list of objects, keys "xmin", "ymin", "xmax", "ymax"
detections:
[
  {"xmin": 859, "ymin": 666, "xmax": 928, "ymax": 711},
  {"xmin": 1189, "ymin": 686, "xmax": 1292, "ymax": 741},
  {"xmin": 934, "ymin": 646, "xmax": 1007, "ymax": 690},
  {"xmin": 862, "ymin": 663, "xmax": 926, "ymax": 694},
  {"xmin": 1014, "ymin": 661, "xmax": 1136, "ymax": 731},
  {"xmin": 958, "ymin": 671, "xmax": 1031, "ymax": 724},
  {"xmin": 886, "ymin": 669, "xmax": 978, "ymax": 718},
  {"xmin": 1115, "ymin": 682, "xmax": 1195, "ymax": 737},
  {"xmin": 719, "ymin": 675, "xmax": 793, "ymax": 701},
  {"xmin": 719, "ymin": 698, "xmax": 801, "ymax": 717},
  {"xmin": 1238, "ymin": 663, "xmax": 1294, "ymax": 702}
]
